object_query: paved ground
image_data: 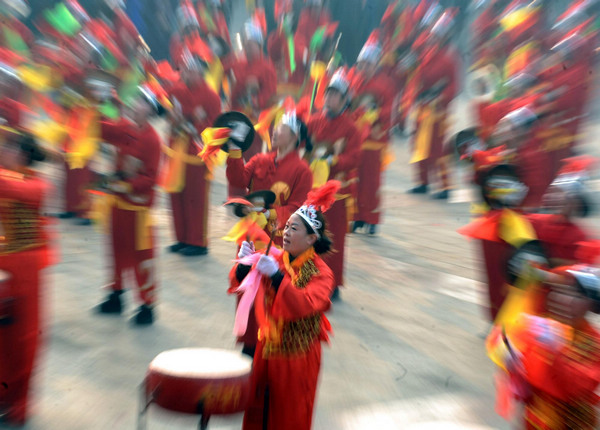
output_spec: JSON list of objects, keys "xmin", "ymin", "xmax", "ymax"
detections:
[{"xmin": 6, "ymin": 93, "xmax": 600, "ymax": 430}]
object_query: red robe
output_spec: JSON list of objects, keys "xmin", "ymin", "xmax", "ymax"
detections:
[
  {"xmin": 237, "ymin": 249, "xmax": 335, "ymax": 430},
  {"xmin": 101, "ymin": 120, "xmax": 161, "ymax": 304},
  {"xmin": 167, "ymin": 80, "xmax": 221, "ymax": 248},
  {"xmin": 353, "ymin": 71, "xmax": 396, "ymax": 225},
  {"xmin": 518, "ymin": 320, "xmax": 600, "ymax": 429},
  {"xmin": 517, "ymin": 135, "xmax": 551, "ymax": 209},
  {"xmin": 0, "ymin": 170, "xmax": 50, "ymax": 425},
  {"xmin": 307, "ymin": 111, "xmax": 361, "ymax": 287}
]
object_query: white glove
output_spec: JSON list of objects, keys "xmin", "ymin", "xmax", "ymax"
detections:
[
  {"xmin": 237, "ymin": 241, "xmax": 255, "ymax": 259},
  {"xmin": 256, "ymin": 255, "xmax": 279, "ymax": 277}
]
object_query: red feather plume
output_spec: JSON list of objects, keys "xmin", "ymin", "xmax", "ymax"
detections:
[
  {"xmin": 305, "ymin": 180, "xmax": 341, "ymax": 213},
  {"xmin": 558, "ymin": 155, "xmax": 598, "ymax": 176}
]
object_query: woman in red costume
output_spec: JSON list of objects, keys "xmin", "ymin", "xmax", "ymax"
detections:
[
  {"xmin": 227, "ymin": 111, "xmax": 313, "ymax": 357},
  {"xmin": 230, "ymin": 181, "xmax": 337, "ymax": 430},
  {"xmin": 0, "ymin": 131, "xmax": 51, "ymax": 426},
  {"xmin": 227, "ymin": 111, "xmax": 313, "ymax": 244}
]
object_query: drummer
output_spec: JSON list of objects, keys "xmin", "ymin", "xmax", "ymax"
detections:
[
  {"xmin": 226, "ymin": 110, "xmax": 313, "ymax": 246},
  {"xmin": 231, "ymin": 181, "xmax": 337, "ymax": 430},
  {"xmin": 95, "ymin": 87, "xmax": 162, "ymax": 326},
  {"xmin": 0, "ymin": 130, "xmax": 52, "ymax": 426}
]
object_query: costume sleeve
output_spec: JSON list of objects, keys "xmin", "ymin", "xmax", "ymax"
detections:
[
  {"xmin": 330, "ymin": 120, "xmax": 361, "ymax": 176},
  {"xmin": 226, "ymin": 151, "xmax": 256, "ymax": 189},
  {"xmin": 270, "ymin": 265, "xmax": 334, "ymax": 320},
  {"xmin": 0, "ymin": 174, "xmax": 48, "ymax": 205},
  {"xmin": 126, "ymin": 131, "xmax": 161, "ymax": 195},
  {"xmin": 274, "ymin": 166, "xmax": 312, "ymax": 227}
]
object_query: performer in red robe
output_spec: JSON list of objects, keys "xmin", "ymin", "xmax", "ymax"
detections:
[
  {"xmin": 408, "ymin": 12, "xmax": 459, "ymax": 199},
  {"xmin": 491, "ymin": 267, "xmax": 600, "ymax": 429},
  {"xmin": 227, "ymin": 111, "xmax": 313, "ymax": 245},
  {"xmin": 164, "ymin": 59, "xmax": 221, "ymax": 256},
  {"xmin": 231, "ymin": 182, "xmax": 336, "ymax": 430},
  {"xmin": 0, "ymin": 131, "xmax": 51, "ymax": 426},
  {"xmin": 229, "ymin": 21, "xmax": 277, "ymax": 160},
  {"xmin": 307, "ymin": 69, "xmax": 361, "ymax": 299},
  {"xmin": 351, "ymin": 33, "xmax": 395, "ymax": 234},
  {"xmin": 227, "ymin": 111, "xmax": 313, "ymax": 357},
  {"xmin": 95, "ymin": 90, "xmax": 162, "ymax": 325}
]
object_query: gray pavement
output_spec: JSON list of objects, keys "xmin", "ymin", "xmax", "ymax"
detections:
[{"xmin": 9, "ymin": 99, "xmax": 600, "ymax": 430}]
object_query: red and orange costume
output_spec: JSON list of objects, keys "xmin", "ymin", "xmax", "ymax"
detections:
[
  {"xmin": 99, "ymin": 119, "xmax": 161, "ymax": 306},
  {"xmin": 232, "ymin": 248, "xmax": 334, "ymax": 430},
  {"xmin": 0, "ymin": 169, "xmax": 51, "ymax": 425},
  {"xmin": 163, "ymin": 79, "xmax": 221, "ymax": 250},
  {"xmin": 307, "ymin": 111, "xmax": 361, "ymax": 287}
]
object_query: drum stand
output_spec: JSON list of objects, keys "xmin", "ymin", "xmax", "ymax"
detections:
[{"xmin": 136, "ymin": 382, "xmax": 211, "ymax": 430}]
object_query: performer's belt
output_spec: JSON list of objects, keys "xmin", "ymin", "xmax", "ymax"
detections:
[
  {"xmin": 160, "ymin": 135, "xmax": 207, "ymax": 194},
  {"xmin": 92, "ymin": 194, "xmax": 153, "ymax": 251}
]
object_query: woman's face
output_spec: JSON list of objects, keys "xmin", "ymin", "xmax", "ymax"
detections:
[
  {"xmin": 271, "ymin": 123, "xmax": 296, "ymax": 151},
  {"xmin": 283, "ymin": 214, "xmax": 317, "ymax": 256}
]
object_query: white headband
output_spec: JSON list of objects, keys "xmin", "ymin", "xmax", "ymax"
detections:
[
  {"xmin": 281, "ymin": 111, "xmax": 300, "ymax": 137},
  {"xmin": 295, "ymin": 205, "xmax": 321, "ymax": 238}
]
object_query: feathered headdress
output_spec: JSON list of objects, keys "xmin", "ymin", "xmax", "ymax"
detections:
[{"xmin": 295, "ymin": 180, "xmax": 340, "ymax": 236}]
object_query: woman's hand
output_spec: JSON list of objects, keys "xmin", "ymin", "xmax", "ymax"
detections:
[
  {"xmin": 237, "ymin": 241, "xmax": 255, "ymax": 259},
  {"xmin": 256, "ymin": 255, "xmax": 279, "ymax": 277}
]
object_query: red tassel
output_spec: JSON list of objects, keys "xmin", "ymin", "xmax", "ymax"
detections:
[{"xmin": 306, "ymin": 180, "xmax": 341, "ymax": 213}]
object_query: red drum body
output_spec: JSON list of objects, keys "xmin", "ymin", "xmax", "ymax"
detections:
[
  {"xmin": 0, "ymin": 270, "xmax": 14, "ymax": 324},
  {"xmin": 145, "ymin": 348, "xmax": 253, "ymax": 416}
]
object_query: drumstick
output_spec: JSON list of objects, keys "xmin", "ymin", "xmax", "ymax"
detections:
[{"xmin": 265, "ymin": 231, "xmax": 275, "ymax": 256}]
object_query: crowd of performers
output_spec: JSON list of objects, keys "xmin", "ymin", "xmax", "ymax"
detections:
[
  {"xmin": 457, "ymin": 1, "xmax": 600, "ymax": 428},
  {"xmin": 0, "ymin": 0, "xmax": 600, "ymax": 428}
]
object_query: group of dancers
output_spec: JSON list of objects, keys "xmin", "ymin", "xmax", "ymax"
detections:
[{"xmin": 1, "ymin": 0, "xmax": 600, "ymax": 428}]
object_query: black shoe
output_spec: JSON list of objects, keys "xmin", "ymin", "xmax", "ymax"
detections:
[
  {"xmin": 168, "ymin": 242, "xmax": 187, "ymax": 253},
  {"xmin": 58, "ymin": 211, "xmax": 76, "ymax": 219},
  {"xmin": 331, "ymin": 287, "xmax": 341, "ymax": 302},
  {"xmin": 368, "ymin": 224, "xmax": 377, "ymax": 235},
  {"xmin": 74, "ymin": 217, "xmax": 92, "ymax": 226},
  {"xmin": 408, "ymin": 184, "xmax": 428, "ymax": 194},
  {"xmin": 132, "ymin": 305, "xmax": 154, "ymax": 326},
  {"xmin": 180, "ymin": 245, "xmax": 208, "ymax": 256},
  {"xmin": 432, "ymin": 190, "xmax": 449, "ymax": 200},
  {"xmin": 352, "ymin": 221, "xmax": 365, "ymax": 233},
  {"xmin": 96, "ymin": 291, "xmax": 123, "ymax": 314}
]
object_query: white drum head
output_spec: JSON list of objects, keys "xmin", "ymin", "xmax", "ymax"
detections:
[{"xmin": 149, "ymin": 348, "xmax": 252, "ymax": 379}]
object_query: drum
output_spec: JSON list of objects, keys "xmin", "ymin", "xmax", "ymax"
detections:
[
  {"xmin": 0, "ymin": 270, "xmax": 14, "ymax": 325},
  {"xmin": 141, "ymin": 348, "xmax": 252, "ymax": 429}
]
